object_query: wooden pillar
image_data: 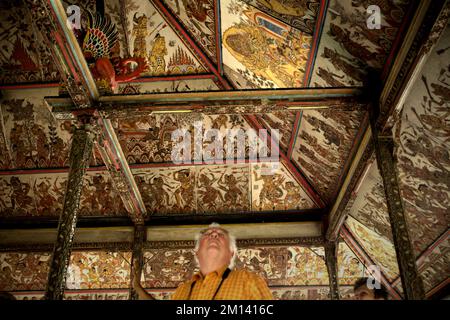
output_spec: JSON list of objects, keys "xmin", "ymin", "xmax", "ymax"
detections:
[
  {"xmin": 374, "ymin": 136, "xmax": 425, "ymax": 299},
  {"xmin": 45, "ymin": 122, "xmax": 94, "ymax": 300},
  {"xmin": 325, "ymin": 241, "xmax": 340, "ymax": 300},
  {"xmin": 129, "ymin": 225, "xmax": 146, "ymax": 300}
]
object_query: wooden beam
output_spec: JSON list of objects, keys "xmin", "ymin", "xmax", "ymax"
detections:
[
  {"xmin": 0, "ymin": 83, "xmax": 60, "ymax": 90},
  {"xmin": 325, "ymin": 241, "xmax": 339, "ymax": 300},
  {"xmin": 243, "ymin": 115, "xmax": 325, "ymax": 208},
  {"xmin": 326, "ymin": 125, "xmax": 373, "ymax": 241},
  {"xmin": 374, "ymin": 136, "xmax": 425, "ymax": 299},
  {"xmin": 427, "ymin": 278, "xmax": 450, "ymax": 299},
  {"xmin": 26, "ymin": 1, "xmax": 148, "ymax": 226},
  {"xmin": 0, "ymin": 158, "xmax": 278, "ymax": 176},
  {"xmin": 129, "ymin": 225, "xmax": 146, "ymax": 300},
  {"xmin": 95, "ymin": 117, "xmax": 146, "ymax": 225},
  {"xmin": 329, "ymin": 112, "xmax": 370, "ymax": 205},
  {"xmin": 129, "ymin": 74, "xmax": 216, "ymax": 83},
  {"xmin": 0, "ymin": 221, "xmax": 325, "ymax": 251},
  {"xmin": 47, "ymin": 88, "xmax": 365, "ymax": 119},
  {"xmin": 341, "ymin": 225, "xmax": 402, "ymax": 300},
  {"xmin": 0, "ymin": 208, "xmax": 325, "ymax": 230},
  {"xmin": 45, "ymin": 123, "xmax": 94, "ymax": 300},
  {"xmin": 304, "ymin": 0, "xmax": 329, "ymax": 86},
  {"xmin": 26, "ymin": 0, "xmax": 98, "ymax": 106},
  {"xmin": 390, "ymin": 229, "xmax": 450, "ymax": 291},
  {"xmin": 379, "ymin": 0, "xmax": 449, "ymax": 132}
]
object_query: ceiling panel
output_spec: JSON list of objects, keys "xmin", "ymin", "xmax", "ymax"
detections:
[
  {"xmin": 345, "ymin": 216, "xmax": 399, "ymax": 282},
  {"xmin": 220, "ymin": 0, "xmax": 313, "ymax": 88},
  {"xmin": 291, "ymin": 108, "xmax": 366, "ymax": 203},
  {"xmin": 257, "ymin": 111, "xmax": 297, "ymax": 155},
  {"xmin": 239, "ymin": 0, "xmax": 320, "ymax": 34},
  {"xmin": 161, "ymin": 0, "xmax": 218, "ymax": 63},
  {"xmin": 106, "ymin": 0, "xmax": 207, "ymax": 75},
  {"xmin": 0, "ymin": 2, "xmax": 60, "ymax": 84},
  {"xmin": 310, "ymin": 0, "xmax": 411, "ymax": 87}
]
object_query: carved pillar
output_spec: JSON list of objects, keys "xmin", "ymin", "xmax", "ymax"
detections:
[
  {"xmin": 374, "ymin": 136, "xmax": 425, "ymax": 300},
  {"xmin": 45, "ymin": 122, "xmax": 94, "ymax": 300},
  {"xmin": 325, "ymin": 241, "xmax": 340, "ymax": 300},
  {"xmin": 129, "ymin": 225, "xmax": 146, "ymax": 300}
]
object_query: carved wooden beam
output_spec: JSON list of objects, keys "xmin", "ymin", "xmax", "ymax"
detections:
[
  {"xmin": 1, "ymin": 156, "xmax": 289, "ymax": 177},
  {"xmin": 0, "ymin": 75, "xmax": 217, "ymax": 90},
  {"xmin": 243, "ymin": 114, "xmax": 325, "ymax": 208},
  {"xmin": 129, "ymin": 225, "xmax": 146, "ymax": 300},
  {"xmin": 0, "ymin": 157, "xmax": 278, "ymax": 177},
  {"xmin": 46, "ymin": 88, "xmax": 365, "ymax": 119},
  {"xmin": 326, "ymin": 125, "xmax": 374, "ymax": 241},
  {"xmin": 341, "ymin": 225, "xmax": 402, "ymax": 300},
  {"xmin": 45, "ymin": 122, "xmax": 94, "ymax": 300},
  {"xmin": 27, "ymin": 0, "xmax": 99, "ymax": 107},
  {"xmin": 324, "ymin": 241, "xmax": 339, "ymax": 300},
  {"xmin": 390, "ymin": 228, "xmax": 450, "ymax": 294},
  {"xmin": 379, "ymin": 0, "xmax": 449, "ymax": 133},
  {"xmin": 374, "ymin": 136, "xmax": 425, "ymax": 299},
  {"xmin": 95, "ymin": 117, "xmax": 146, "ymax": 225},
  {"xmin": 27, "ymin": 0, "xmax": 148, "ymax": 226}
]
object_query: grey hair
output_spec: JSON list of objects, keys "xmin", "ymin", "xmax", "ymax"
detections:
[{"xmin": 194, "ymin": 223, "xmax": 238, "ymax": 269}]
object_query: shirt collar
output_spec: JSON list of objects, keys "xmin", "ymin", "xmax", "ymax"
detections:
[{"xmin": 192, "ymin": 264, "xmax": 229, "ymax": 281}]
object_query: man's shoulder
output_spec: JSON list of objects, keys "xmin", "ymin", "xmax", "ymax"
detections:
[{"xmin": 230, "ymin": 268, "xmax": 264, "ymax": 280}]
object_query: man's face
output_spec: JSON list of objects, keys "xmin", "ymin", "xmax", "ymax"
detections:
[
  {"xmin": 196, "ymin": 227, "xmax": 233, "ymax": 267},
  {"xmin": 354, "ymin": 285, "xmax": 377, "ymax": 300}
]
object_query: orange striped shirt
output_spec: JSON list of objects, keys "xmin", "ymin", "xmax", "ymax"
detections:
[{"xmin": 171, "ymin": 265, "xmax": 273, "ymax": 300}]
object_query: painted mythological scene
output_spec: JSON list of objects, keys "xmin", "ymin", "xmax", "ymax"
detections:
[
  {"xmin": 394, "ymin": 26, "xmax": 450, "ymax": 257},
  {"xmin": 117, "ymin": 0, "xmax": 206, "ymax": 76},
  {"xmin": 345, "ymin": 158, "xmax": 394, "ymax": 242},
  {"xmin": 239, "ymin": 0, "xmax": 320, "ymax": 35},
  {"xmin": 291, "ymin": 109, "xmax": 366, "ymax": 203},
  {"xmin": 161, "ymin": 0, "xmax": 218, "ymax": 63},
  {"xmin": 257, "ymin": 111, "xmax": 297, "ymax": 155},
  {"xmin": 251, "ymin": 163, "xmax": 316, "ymax": 211},
  {"xmin": 134, "ymin": 162, "xmax": 316, "ymax": 216},
  {"xmin": 0, "ymin": 172, "xmax": 126, "ymax": 218},
  {"xmin": 116, "ymin": 113, "xmax": 261, "ymax": 164},
  {"xmin": 345, "ymin": 216, "xmax": 399, "ymax": 282},
  {"xmin": 311, "ymin": 0, "xmax": 411, "ymax": 87},
  {"xmin": 221, "ymin": 0, "xmax": 313, "ymax": 88},
  {"xmin": 0, "ymin": 89, "xmax": 73, "ymax": 170},
  {"xmin": 0, "ymin": 1, "xmax": 60, "ymax": 84}
]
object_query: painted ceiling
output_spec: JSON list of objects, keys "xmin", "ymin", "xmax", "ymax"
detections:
[
  {"xmin": 340, "ymin": 19, "xmax": 450, "ymax": 293},
  {"xmin": 0, "ymin": 0, "xmax": 448, "ymax": 300},
  {"xmin": 310, "ymin": 0, "xmax": 411, "ymax": 87},
  {"xmin": 0, "ymin": 0, "xmax": 415, "ymax": 88}
]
